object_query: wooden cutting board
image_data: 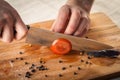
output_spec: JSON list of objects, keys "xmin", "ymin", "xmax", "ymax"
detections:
[{"xmin": 0, "ymin": 12, "xmax": 120, "ymax": 80}]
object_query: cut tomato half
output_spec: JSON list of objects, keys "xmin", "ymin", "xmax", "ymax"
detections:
[{"xmin": 50, "ymin": 38, "xmax": 72, "ymax": 55}]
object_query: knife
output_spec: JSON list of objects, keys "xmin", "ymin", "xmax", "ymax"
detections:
[{"xmin": 26, "ymin": 26, "xmax": 113, "ymax": 51}]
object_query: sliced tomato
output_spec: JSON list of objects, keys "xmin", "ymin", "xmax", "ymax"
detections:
[{"xmin": 50, "ymin": 38, "xmax": 72, "ymax": 55}]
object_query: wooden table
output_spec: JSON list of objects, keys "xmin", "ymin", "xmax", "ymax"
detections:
[{"xmin": 0, "ymin": 12, "xmax": 120, "ymax": 80}]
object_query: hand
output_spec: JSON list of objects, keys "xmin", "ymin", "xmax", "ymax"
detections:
[
  {"xmin": 0, "ymin": 1, "xmax": 28, "ymax": 43},
  {"xmin": 51, "ymin": 4, "xmax": 90, "ymax": 37}
]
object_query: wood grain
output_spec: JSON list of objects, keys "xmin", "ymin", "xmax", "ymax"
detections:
[{"xmin": 0, "ymin": 12, "xmax": 120, "ymax": 80}]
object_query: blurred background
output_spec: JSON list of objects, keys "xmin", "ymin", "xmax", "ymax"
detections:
[{"xmin": 6, "ymin": 0, "xmax": 120, "ymax": 27}]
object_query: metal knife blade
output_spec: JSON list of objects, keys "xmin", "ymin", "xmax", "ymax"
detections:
[{"xmin": 26, "ymin": 27, "xmax": 113, "ymax": 51}]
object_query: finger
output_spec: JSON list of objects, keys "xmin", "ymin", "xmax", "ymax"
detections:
[
  {"xmin": 64, "ymin": 9, "xmax": 81, "ymax": 35},
  {"xmin": 51, "ymin": 5, "xmax": 70, "ymax": 33},
  {"xmin": 79, "ymin": 26, "xmax": 88, "ymax": 37},
  {"xmin": 0, "ymin": 20, "xmax": 6, "ymax": 36},
  {"xmin": 0, "ymin": 13, "xmax": 14, "ymax": 42},
  {"xmin": 74, "ymin": 18, "xmax": 87, "ymax": 36},
  {"xmin": 0, "ymin": 25, "xmax": 3, "ymax": 37},
  {"xmin": 0, "ymin": 14, "xmax": 6, "ymax": 35},
  {"xmin": 0, "ymin": 24, "xmax": 13, "ymax": 43},
  {"xmin": 15, "ymin": 19, "xmax": 28, "ymax": 40},
  {"xmin": 15, "ymin": 14, "xmax": 28, "ymax": 40}
]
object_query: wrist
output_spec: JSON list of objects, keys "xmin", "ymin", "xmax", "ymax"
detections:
[{"xmin": 66, "ymin": 0, "xmax": 94, "ymax": 13}]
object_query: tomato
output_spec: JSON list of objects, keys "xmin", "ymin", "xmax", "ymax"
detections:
[{"xmin": 50, "ymin": 38, "xmax": 72, "ymax": 55}]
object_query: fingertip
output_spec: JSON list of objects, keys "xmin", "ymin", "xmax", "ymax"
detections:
[
  {"xmin": 1, "ymin": 38, "xmax": 12, "ymax": 43},
  {"xmin": 15, "ymin": 28, "xmax": 28, "ymax": 40}
]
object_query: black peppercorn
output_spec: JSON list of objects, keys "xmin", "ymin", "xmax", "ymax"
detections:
[
  {"xmin": 18, "ymin": 74, "xmax": 21, "ymax": 76},
  {"xmin": 74, "ymin": 72, "xmax": 78, "ymax": 75},
  {"xmin": 59, "ymin": 74, "xmax": 63, "ymax": 77},
  {"xmin": 85, "ymin": 36, "xmax": 88, "ymax": 38},
  {"xmin": 37, "ymin": 65, "xmax": 48, "ymax": 71},
  {"xmin": 78, "ymin": 67, "xmax": 81, "ymax": 70},
  {"xmin": 88, "ymin": 56, "xmax": 92, "ymax": 59},
  {"xmin": 69, "ymin": 65, "xmax": 72, "ymax": 67},
  {"xmin": 59, "ymin": 60, "xmax": 63, "ymax": 63},
  {"xmin": 20, "ymin": 58, "xmax": 23, "ymax": 60},
  {"xmin": 32, "ymin": 64, "xmax": 35, "ymax": 66},
  {"xmin": 19, "ymin": 52, "xmax": 23, "ymax": 54},
  {"xmin": 10, "ymin": 60, "xmax": 14, "ymax": 63},
  {"xmin": 86, "ymin": 61, "xmax": 89, "ymax": 64},
  {"xmin": 16, "ymin": 58, "xmax": 19, "ymax": 60},
  {"xmin": 62, "ymin": 67, "xmax": 66, "ymax": 70},
  {"xmin": 31, "ymin": 69, "xmax": 36, "ymax": 73},
  {"xmin": 25, "ymin": 62, "xmax": 29, "ymax": 65},
  {"xmin": 45, "ymin": 75, "xmax": 48, "ymax": 77},
  {"xmin": 25, "ymin": 72, "xmax": 32, "ymax": 78},
  {"xmin": 81, "ymin": 59, "xmax": 84, "ymax": 62}
]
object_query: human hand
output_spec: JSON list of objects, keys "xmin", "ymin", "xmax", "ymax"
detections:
[
  {"xmin": 51, "ymin": 3, "xmax": 90, "ymax": 37},
  {"xmin": 0, "ymin": 1, "xmax": 28, "ymax": 43}
]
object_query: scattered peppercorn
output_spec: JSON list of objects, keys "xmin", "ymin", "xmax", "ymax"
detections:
[
  {"xmin": 32, "ymin": 64, "xmax": 35, "ymax": 67},
  {"xmin": 86, "ymin": 61, "xmax": 89, "ymax": 64},
  {"xmin": 45, "ymin": 75, "xmax": 48, "ymax": 77},
  {"xmin": 37, "ymin": 65, "xmax": 48, "ymax": 71},
  {"xmin": 69, "ymin": 65, "xmax": 72, "ymax": 68},
  {"xmin": 25, "ymin": 62, "xmax": 29, "ymax": 65},
  {"xmin": 19, "ymin": 52, "xmax": 23, "ymax": 54},
  {"xmin": 81, "ymin": 59, "xmax": 84, "ymax": 62},
  {"xmin": 29, "ymin": 66, "xmax": 34, "ymax": 70},
  {"xmin": 18, "ymin": 74, "xmax": 21, "ymax": 76},
  {"xmin": 58, "ymin": 74, "xmax": 63, "ymax": 77},
  {"xmin": 31, "ymin": 69, "xmax": 36, "ymax": 73},
  {"xmin": 85, "ymin": 36, "xmax": 88, "ymax": 38},
  {"xmin": 74, "ymin": 72, "xmax": 78, "ymax": 75},
  {"xmin": 10, "ymin": 60, "xmax": 14, "ymax": 63},
  {"xmin": 20, "ymin": 58, "xmax": 23, "ymax": 60},
  {"xmin": 40, "ymin": 60, "xmax": 46, "ymax": 64},
  {"xmin": 78, "ymin": 67, "xmax": 81, "ymax": 70},
  {"xmin": 88, "ymin": 56, "xmax": 92, "ymax": 59},
  {"xmin": 59, "ymin": 60, "xmax": 63, "ymax": 63},
  {"xmin": 16, "ymin": 58, "xmax": 19, "ymax": 60},
  {"xmin": 40, "ymin": 60, "xmax": 43, "ymax": 64},
  {"xmin": 29, "ymin": 64, "xmax": 36, "ymax": 69},
  {"xmin": 62, "ymin": 67, "xmax": 66, "ymax": 70},
  {"xmin": 25, "ymin": 72, "xmax": 32, "ymax": 78}
]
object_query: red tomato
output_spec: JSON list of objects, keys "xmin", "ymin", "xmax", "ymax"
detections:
[{"xmin": 50, "ymin": 38, "xmax": 72, "ymax": 55}]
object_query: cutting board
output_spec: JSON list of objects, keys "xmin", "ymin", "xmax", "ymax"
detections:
[{"xmin": 0, "ymin": 12, "xmax": 120, "ymax": 80}]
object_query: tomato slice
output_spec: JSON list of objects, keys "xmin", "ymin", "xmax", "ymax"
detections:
[{"xmin": 50, "ymin": 38, "xmax": 72, "ymax": 55}]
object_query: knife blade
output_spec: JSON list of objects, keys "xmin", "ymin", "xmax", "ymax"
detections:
[{"xmin": 26, "ymin": 27, "xmax": 113, "ymax": 51}]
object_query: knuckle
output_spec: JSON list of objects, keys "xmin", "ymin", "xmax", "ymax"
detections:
[
  {"xmin": 74, "ymin": 10, "xmax": 81, "ymax": 18},
  {"xmin": 3, "ymin": 13, "xmax": 11, "ymax": 19},
  {"xmin": 60, "ymin": 4, "xmax": 69, "ymax": 10},
  {"xmin": 59, "ymin": 5, "xmax": 70, "ymax": 13}
]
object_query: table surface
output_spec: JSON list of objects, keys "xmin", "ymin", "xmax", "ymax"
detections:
[{"xmin": 3, "ymin": 0, "xmax": 120, "ymax": 80}]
